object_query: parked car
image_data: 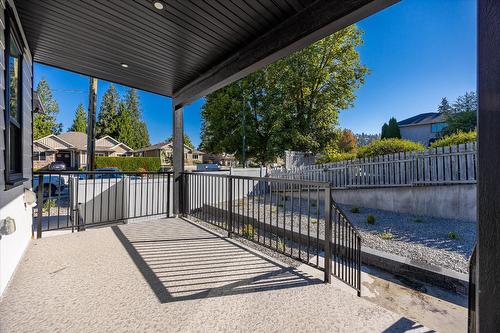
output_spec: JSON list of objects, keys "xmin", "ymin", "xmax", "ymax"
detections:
[
  {"xmin": 48, "ymin": 161, "xmax": 67, "ymax": 171},
  {"xmin": 33, "ymin": 174, "xmax": 67, "ymax": 196}
]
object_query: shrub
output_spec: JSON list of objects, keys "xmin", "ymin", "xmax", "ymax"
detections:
[
  {"xmin": 430, "ymin": 130, "xmax": 476, "ymax": 149},
  {"xmin": 357, "ymin": 139, "xmax": 424, "ymax": 158},
  {"xmin": 43, "ymin": 199, "xmax": 57, "ymax": 212},
  {"xmin": 350, "ymin": 207, "xmax": 360, "ymax": 213},
  {"xmin": 448, "ymin": 231, "xmax": 458, "ymax": 240},
  {"xmin": 316, "ymin": 150, "xmax": 356, "ymax": 164},
  {"xmin": 380, "ymin": 230, "xmax": 394, "ymax": 240},
  {"xmin": 242, "ymin": 225, "xmax": 254, "ymax": 239},
  {"xmin": 366, "ymin": 214, "xmax": 375, "ymax": 224},
  {"xmin": 95, "ymin": 156, "xmax": 161, "ymax": 172}
]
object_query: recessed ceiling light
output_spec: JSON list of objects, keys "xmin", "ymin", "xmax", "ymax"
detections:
[
  {"xmin": 153, "ymin": 1, "xmax": 164, "ymax": 10},
  {"xmin": 121, "ymin": 63, "xmax": 129, "ymax": 68}
]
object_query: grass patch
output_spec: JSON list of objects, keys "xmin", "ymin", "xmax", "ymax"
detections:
[
  {"xmin": 448, "ymin": 231, "xmax": 458, "ymax": 240},
  {"xmin": 350, "ymin": 207, "xmax": 360, "ymax": 213},
  {"xmin": 366, "ymin": 214, "xmax": 375, "ymax": 225}
]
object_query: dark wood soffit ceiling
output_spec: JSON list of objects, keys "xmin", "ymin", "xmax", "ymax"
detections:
[{"xmin": 14, "ymin": 0, "xmax": 397, "ymax": 103}]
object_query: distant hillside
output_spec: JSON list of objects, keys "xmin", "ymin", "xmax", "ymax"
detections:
[{"xmin": 355, "ymin": 133, "xmax": 380, "ymax": 146}]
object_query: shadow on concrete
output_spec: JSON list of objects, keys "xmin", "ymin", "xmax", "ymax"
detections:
[
  {"xmin": 112, "ymin": 218, "xmax": 321, "ymax": 303},
  {"xmin": 382, "ymin": 317, "xmax": 436, "ymax": 333}
]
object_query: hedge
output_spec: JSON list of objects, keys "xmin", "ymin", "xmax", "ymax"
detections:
[
  {"xmin": 316, "ymin": 151, "xmax": 356, "ymax": 164},
  {"xmin": 356, "ymin": 139, "xmax": 425, "ymax": 158},
  {"xmin": 95, "ymin": 156, "xmax": 161, "ymax": 172},
  {"xmin": 430, "ymin": 130, "xmax": 476, "ymax": 149}
]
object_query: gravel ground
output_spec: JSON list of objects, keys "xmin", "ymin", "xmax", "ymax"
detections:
[
  {"xmin": 190, "ymin": 193, "xmax": 475, "ymax": 274},
  {"xmin": 340, "ymin": 204, "xmax": 475, "ymax": 274}
]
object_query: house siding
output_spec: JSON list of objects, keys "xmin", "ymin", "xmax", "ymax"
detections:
[
  {"xmin": 0, "ymin": 0, "xmax": 34, "ymax": 296},
  {"xmin": 399, "ymin": 124, "xmax": 439, "ymax": 146}
]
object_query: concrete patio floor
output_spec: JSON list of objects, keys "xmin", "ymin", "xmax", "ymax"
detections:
[{"xmin": 0, "ymin": 218, "xmax": 431, "ymax": 333}]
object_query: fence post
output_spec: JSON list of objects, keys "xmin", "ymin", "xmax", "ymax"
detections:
[
  {"xmin": 182, "ymin": 173, "xmax": 189, "ymax": 217},
  {"xmin": 36, "ymin": 175, "xmax": 43, "ymax": 239},
  {"xmin": 324, "ymin": 186, "xmax": 332, "ymax": 283},
  {"xmin": 227, "ymin": 176, "xmax": 233, "ymax": 237}
]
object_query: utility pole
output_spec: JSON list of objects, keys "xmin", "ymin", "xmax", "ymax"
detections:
[
  {"xmin": 86, "ymin": 77, "xmax": 98, "ymax": 171},
  {"xmin": 241, "ymin": 82, "xmax": 246, "ymax": 168}
]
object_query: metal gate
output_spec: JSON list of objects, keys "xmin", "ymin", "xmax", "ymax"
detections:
[{"xmin": 33, "ymin": 171, "xmax": 172, "ymax": 237}]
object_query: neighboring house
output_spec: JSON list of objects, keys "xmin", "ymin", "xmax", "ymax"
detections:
[
  {"xmin": 33, "ymin": 132, "xmax": 133, "ymax": 170},
  {"xmin": 397, "ymin": 112, "xmax": 448, "ymax": 146},
  {"xmin": 203, "ymin": 152, "xmax": 238, "ymax": 167},
  {"xmin": 134, "ymin": 141, "xmax": 204, "ymax": 166}
]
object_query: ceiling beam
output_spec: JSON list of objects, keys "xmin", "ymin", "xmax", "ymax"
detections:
[{"xmin": 173, "ymin": 0, "xmax": 399, "ymax": 107}]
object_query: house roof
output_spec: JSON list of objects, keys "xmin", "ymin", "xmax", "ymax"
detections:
[
  {"xmin": 36, "ymin": 132, "xmax": 132, "ymax": 152},
  {"xmin": 134, "ymin": 141, "xmax": 194, "ymax": 153},
  {"xmin": 14, "ymin": 0, "xmax": 396, "ymax": 106},
  {"xmin": 57, "ymin": 131, "xmax": 87, "ymax": 150},
  {"xmin": 397, "ymin": 113, "xmax": 446, "ymax": 127}
]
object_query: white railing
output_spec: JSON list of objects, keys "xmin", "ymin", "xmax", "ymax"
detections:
[{"xmin": 270, "ymin": 142, "xmax": 477, "ymax": 188}]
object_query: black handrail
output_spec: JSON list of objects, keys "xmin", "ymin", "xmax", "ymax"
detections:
[{"xmin": 181, "ymin": 172, "xmax": 362, "ymax": 294}]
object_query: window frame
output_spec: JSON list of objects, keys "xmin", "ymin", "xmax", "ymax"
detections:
[
  {"xmin": 4, "ymin": 6, "xmax": 26, "ymax": 188},
  {"xmin": 33, "ymin": 151, "xmax": 47, "ymax": 161},
  {"xmin": 431, "ymin": 122, "xmax": 447, "ymax": 133}
]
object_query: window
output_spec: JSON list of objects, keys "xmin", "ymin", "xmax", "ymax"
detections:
[
  {"xmin": 4, "ymin": 10, "xmax": 24, "ymax": 187},
  {"xmin": 193, "ymin": 154, "xmax": 199, "ymax": 160},
  {"xmin": 431, "ymin": 122, "xmax": 447, "ymax": 133},
  {"xmin": 33, "ymin": 152, "xmax": 47, "ymax": 161},
  {"xmin": 96, "ymin": 153, "xmax": 106, "ymax": 157}
]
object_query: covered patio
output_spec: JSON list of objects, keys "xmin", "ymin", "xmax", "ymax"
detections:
[
  {"xmin": 0, "ymin": 218, "xmax": 429, "ymax": 333},
  {"xmin": 0, "ymin": 0, "xmax": 498, "ymax": 331}
]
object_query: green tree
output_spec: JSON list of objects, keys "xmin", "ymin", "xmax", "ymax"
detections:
[
  {"xmin": 201, "ymin": 25, "xmax": 368, "ymax": 164},
  {"xmin": 68, "ymin": 103, "xmax": 87, "ymax": 132},
  {"xmin": 123, "ymin": 88, "xmax": 150, "ymax": 149},
  {"xmin": 381, "ymin": 117, "xmax": 400, "ymax": 139},
  {"xmin": 437, "ymin": 97, "xmax": 452, "ymax": 114},
  {"xmin": 96, "ymin": 84, "xmax": 120, "ymax": 138},
  {"xmin": 34, "ymin": 79, "xmax": 62, "ymax": 139},
  {"xmin": 167, "ymin": 134, "xmax": 195, "ymax": 149},
  {"xmin": 442, "ymin": 91, "xmax": 477, "ymax": 135}
]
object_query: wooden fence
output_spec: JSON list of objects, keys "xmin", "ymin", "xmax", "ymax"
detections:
[{"xmin": 270, "ymin": 142, "xmax": 477, "ymax": 188}]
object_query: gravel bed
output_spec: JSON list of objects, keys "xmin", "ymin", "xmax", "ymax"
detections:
[
  {"xmin": 340, "ymin": 204, "xmax": 475, "ymax": 274},
  {"xmin": 192, "ymin": 194, "xmax": 475, "ymax": 274}
]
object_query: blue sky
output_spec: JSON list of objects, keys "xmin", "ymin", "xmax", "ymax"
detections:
[{"xmin": 34, "ymin": 0, "xmax": 476, "ymax": 147}]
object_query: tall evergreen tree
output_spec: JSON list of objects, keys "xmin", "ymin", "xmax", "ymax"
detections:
[
  {"xmin": 34, "ymin": 79, "xmax": 62, "ymax": 139},
  {"xmin": 122, "ymin": 88, "xmax": 150, "ymax": 149},
  {"xmin": 437, "ymin": 97, "xmax": 452, "ymax": 114},
  {"xmin": 381, "ymin": 117, "xmax": 400, "ymax": 139},
  {"xmin": 96, "ymin": 84, "xmax": 120, "ymax": 138},
  {"xmin": 387, "ymin": 117, "xmax": 401, "ymax": 138},
  {"xmin": 68, "ymin": 103, "xmax": 87, "ymax": 133}
]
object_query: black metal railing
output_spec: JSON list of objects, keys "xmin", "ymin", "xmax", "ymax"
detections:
[
  {"xmin": 181, "ymin": 172, "xmax": 362, "ymax": 293},
  {"xmin": 33, "ymin": 171, "xmax": 172, "ymax": 237}
]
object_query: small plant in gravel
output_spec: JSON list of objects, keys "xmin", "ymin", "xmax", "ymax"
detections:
[
  {"xmin": 242, "ymin": 225, "xmax": 255, "ymax": 239},
  {"xmin": 271, "ymin": 207, "xmax": 277, "ymax": 213},
  {"xmin": 277, "ymin": 203, "xmax": 284, "ymax": 208},
  {"xmin": 414, "ymin": 218, "xmax": 424, "ymax": 223},
  {"xmin": 350, "ymin": 206, "xmax": 360, "ymax": 213},
  {"xmin": 238, "ymin": 199, "xmax": 245, "ymax": 206},
  {"xmin": 277, "ymin": 238, "xmax": 286, "ymax": 252},
  {"xmin": 311, "ymin": 219, "xmax": 318, "ymax": 225},
  {"xmin": 380, "ymin": 230, "xmax": 394, "ymax": 240},
  {"xmin": 366, "ymin": 214, "xmax": 375, "ymax": 224},
  {"xmin": 448, "ymin": 231, "xmax": 458, "ymax": 240},
  {"xmin": 43, "ymin": 199, "xmax": 57, "ymax": 212}
]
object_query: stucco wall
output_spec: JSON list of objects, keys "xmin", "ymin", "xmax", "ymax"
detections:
[{"xmin": 331, "ymin": 185, "xmax": 476, "ymax": 221}]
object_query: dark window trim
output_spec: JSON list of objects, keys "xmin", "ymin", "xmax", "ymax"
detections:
[{"xmin": 4, "ymin": 5, "xmax": 27, "ymax": 189}]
